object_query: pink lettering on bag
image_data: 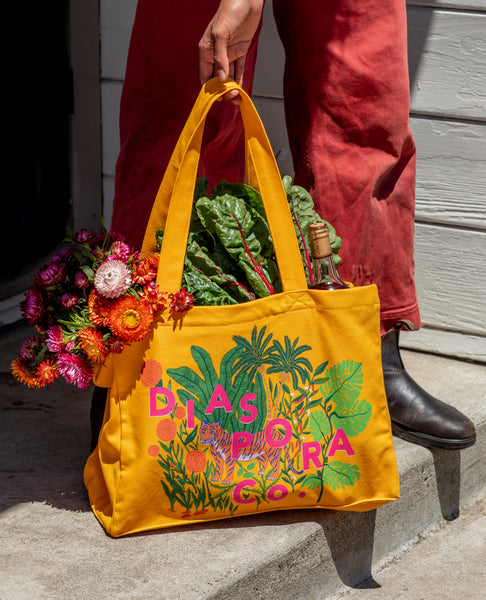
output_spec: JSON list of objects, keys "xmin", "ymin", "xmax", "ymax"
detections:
[
  {"xmin": 239, "ymin": 393, "xmax": 258, "ymax": 424},
  {"xmin": 149, "ymin": 387, "xmax": 175, "ymax": 417},
  {"xmin": 186, "ymin": 399, "xmax": 195, "ymax": 430},
  {"xmin": 267, "ymin": 484, "xmax": 288, "ymax": 502},
  {"xmin": 327, "ymin": 429, "xmax": 355, "ymax": 457},
  {"xmin": 302, "ymin": 441, "xmax": 323, "ymax": 470},
  {"xmin": 265, "ymin": 418, "xmax": 292, "ymax": 448},
  {"xmin": 231, "ymin": 431, "xmax": 253, "ymax": 460},
  {"xmin": 232, "ymin": 479, "xmax": 257, "ymax": 504},
  {"xmin": 205, "ymin": 384, "xmax": 233, "ymax": 415}
]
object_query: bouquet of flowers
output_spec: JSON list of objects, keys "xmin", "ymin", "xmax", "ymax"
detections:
[
  {"xmin": 11, "ymin": 228, "xmax": 193, "ymax": 390},
  {"xmin": 12, "ymin": 176, "xmax": 342, "ymax": 391}
]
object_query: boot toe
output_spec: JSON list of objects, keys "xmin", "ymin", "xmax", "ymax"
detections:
[{"xmin": 384, "ymin": 369, "xmax": 476, "ymax": 450}]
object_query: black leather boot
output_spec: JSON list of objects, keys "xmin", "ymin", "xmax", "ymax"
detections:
[{"xmin": 382, "ymin": 324, "xmax": 476, "ymax": 450}]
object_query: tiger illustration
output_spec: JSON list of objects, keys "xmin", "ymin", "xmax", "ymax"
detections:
[{"xmin": 199, "ymin": 420, "xmax": 301, "ymax": 485}]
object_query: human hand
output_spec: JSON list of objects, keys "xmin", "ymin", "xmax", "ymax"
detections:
[{"xmin": 198, "ymin": 0, "xmax": 264, "ymax": 104}]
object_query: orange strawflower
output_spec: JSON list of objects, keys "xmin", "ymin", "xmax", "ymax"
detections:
[
  {"xmin": 141, "ymin": 281, "xmax": 167, "ymax": 314},
  {"xmin": 11, "ymin": 359, "xmax": 42, "ymax": 389},
  {"xmin": 78, "ymin": 327, "xmax": 107, "ymax": 363},
  {"xmin": 88, "ymin": 290, "xmax": 112, "ymax": 327},
  {"xmin": 132, "ymin": 254, "xmax": 158, "ymax": 284},
  {"xmin": 35, "ymin": 359, "xmax": 59, "ymax": 387},
  {"xmin": 108, "ymin": 296, "xmax": 153, "ymax": 342}
]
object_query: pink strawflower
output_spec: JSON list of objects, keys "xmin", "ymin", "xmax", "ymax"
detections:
[
  {"xmin": 109, "ymin": 240, "xmax": 131, "ymax": 262},
  {"xmin": 56, "ymin": 353, "xmax": 93, "ymax": 389},
  {"xmin": 58, "ymin": 292, "xmax": 79, "ymax": 310},
  {"xmin": 34, "ymin": 261, "xmax": 67, "ymax": 287},
  {"xmin": 21, "ymin": 287, "xmax": 46, "ymax": 325},
  {"xmin": 46, "ymin": 326, "xmax": 66, "ymax": 354},
  {"xmin": 94, "ymin": 260, "xmax": 132, "ymax": 298},
  {"xmin": 19, "ymin": 336, "xmax": 44, "ymax": 361},
  {"xmin": 74, "ymin": 270, "xmax": 90, "ymax": 288},
  {"xmin": 65, "ymin": 340, "xmax": 76, "ymax": 352}
]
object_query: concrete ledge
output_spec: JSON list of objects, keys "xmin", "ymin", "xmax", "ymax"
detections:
[{"xmin": 1, "ymin": 323, "xmax": 484, "ymax": 600}]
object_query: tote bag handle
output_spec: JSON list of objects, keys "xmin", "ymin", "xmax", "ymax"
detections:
[{"xmin": 141, "ymin": 77, "xmax": 308, "ymax": 294}]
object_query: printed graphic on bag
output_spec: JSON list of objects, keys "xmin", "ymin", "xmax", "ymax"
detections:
[{"xmin": 143, "ymin": 326, "xmax": 372, "ymax": 519}]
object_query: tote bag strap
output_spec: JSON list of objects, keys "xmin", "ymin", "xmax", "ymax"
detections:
[{"xmin": 141, "ymin": 77, "xmax": 307, "ymax": 294}]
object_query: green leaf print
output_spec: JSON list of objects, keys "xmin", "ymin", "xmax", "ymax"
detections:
[
  {"xmin": 331, "ymin": 398, "xmax": 372, "ymax": 437},
  {"xmin": 323, "ymin": 461, "xmax": 361, "ymax": 491},
  {"xmin": 309, "ymin": 411, "xmax": 332, "ymax": 441},
  {"xmin": 320, "ymin": 360, "xmax": 364, "ymax": 407}
]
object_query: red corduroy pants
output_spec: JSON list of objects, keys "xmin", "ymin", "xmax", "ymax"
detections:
[{"xmin": 111, "ymin": 0, "xmax": 421, "ymax": 333}]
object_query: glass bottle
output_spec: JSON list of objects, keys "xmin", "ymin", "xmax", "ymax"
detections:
[{"xmin": 308, "ymin": 223, "xmax": 349, "ymax": 290}]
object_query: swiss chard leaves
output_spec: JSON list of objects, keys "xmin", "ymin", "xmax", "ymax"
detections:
[{"xmin": 155, "ymin": 176, "xmax": 342, "ymax": 305}]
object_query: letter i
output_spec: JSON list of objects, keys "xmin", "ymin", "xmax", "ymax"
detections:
[{"xmin": 186, "ymin": 400, "xmax": 195, "ymax": 430}]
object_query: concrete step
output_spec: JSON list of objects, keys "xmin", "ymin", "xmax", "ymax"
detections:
[
  {"xmin": 328, "ymin": 497, "xmax": 486, "ymax": 600},
  {"xmin": 1, "ymin": 322, "xmax": 485, "ymax": 600}
]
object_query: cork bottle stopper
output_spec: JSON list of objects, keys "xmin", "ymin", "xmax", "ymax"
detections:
[{"xmin": 309, "ymin": 223, "xmax": 332, "ymax": 258}]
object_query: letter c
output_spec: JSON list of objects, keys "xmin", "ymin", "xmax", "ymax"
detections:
[{"xmin": 232, "ymin": 479, "xmax": 257, "ymax": 504}]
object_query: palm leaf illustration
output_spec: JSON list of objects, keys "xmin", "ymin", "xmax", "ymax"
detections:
[
  {"xmin": 232, "ymin": 325, "xmax": 274, "ymax": 382},
  {"xmin": 266, "ymin": 336, "xmax": 312, "ymax": 388}
]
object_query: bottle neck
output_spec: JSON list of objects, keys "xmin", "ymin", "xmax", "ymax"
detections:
[{"xmin": 311, "ymin": 253, "xmax": 348, "ymax": 290}]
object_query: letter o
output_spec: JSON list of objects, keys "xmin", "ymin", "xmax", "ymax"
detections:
[
  {"xmin": 267, "ymin": 484, "xmax": 288, "ymax": 502},
  {"xmin": 265, "ymin": 418, "xmax": 292, "ymax": 448}
]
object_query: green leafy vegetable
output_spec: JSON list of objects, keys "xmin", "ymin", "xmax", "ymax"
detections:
[{"xmin": 156, "ymin": 177, "xmax": 342, "ymax": 305}]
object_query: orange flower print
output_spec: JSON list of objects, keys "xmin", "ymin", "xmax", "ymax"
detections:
[
  {"xmin": 174, "ymin": 405, "xmax": 186, "ymax": 419},
  {"xmin": 148, "ymin": 444, "xmax": 160, "ymax": 457},
  {"xmin": 156, "ymin": 419, "xmax": 177, "ymax": 442},
  {"xmin": 140, "ymin": 359, "xmax": 162, "ymax": 387},
  {"xmin": 185, "ymin": 450, "xmax": 207, "ymax": 473}
]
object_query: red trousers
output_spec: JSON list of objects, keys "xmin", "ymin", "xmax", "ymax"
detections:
[{"xmin": 111, "ymin": 0, "xmax": 421, "ymax": 333}]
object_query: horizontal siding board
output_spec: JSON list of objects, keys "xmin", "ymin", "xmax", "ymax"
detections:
[
  {"xmin": 414, "ymin": 223, "xmax": 486, "ymax": 335},
  {"xmin": 400, "ymin": 327, "xmax": 486, "ymax": 363},
  {"xmin": 407, "ymin": 1, "xmax": 486, "ymax": 10},
  {"xmin": 411, "ymin": 117, "xmax": 486, "ymax": 229},
  {"xmin": 408, "ymin": 9, "xmax": 486, "ymax": 119}
]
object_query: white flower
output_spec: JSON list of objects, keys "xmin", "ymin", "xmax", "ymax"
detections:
[{"xmin": 94, "ymin": 260, "xmax": 132, "ymax": 298}]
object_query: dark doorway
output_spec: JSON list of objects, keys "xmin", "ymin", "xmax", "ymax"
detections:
[{"xmin": 3, "ymin": 1, "xmax": 72, "ymax": 282}]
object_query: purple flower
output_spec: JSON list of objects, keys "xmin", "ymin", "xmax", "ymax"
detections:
[
  {"xmin": 19, "ymin": 336, "xmax": 44, "ymax": 361},
  {"xmin": 34, "ymin": 261, "xmax": 67, "ymax": 287},
  {"xmin": 74, "ymin": 270, "xmax": 90, "ymax": 288},
  {"xmin": 94, "ymin": 260, "xmax": 132, "ymax": 299},
  {"xmin": 46, "ymin": 326, "xmax": 66, "ymax": 354},
  {"xmin": 58, "ymin": 293, "xmax": 79, "ymax": 310},
  {"xmin": 21, "ymin": 287, "xmax": 46, "ymax": 325},
  {"xmin": 56, "ymin": 353, "xmax": 93, "ymax": 389},
  {"xmin": 75, "ymin": 229, "xmax": 95, "ymax": 244}
]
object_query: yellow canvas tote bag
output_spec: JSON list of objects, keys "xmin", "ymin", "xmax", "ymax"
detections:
[{"xmin": 84, "ymin": 78, "xmax": 400, "ymax": 537}]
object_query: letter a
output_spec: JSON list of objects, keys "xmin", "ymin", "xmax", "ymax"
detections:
[
  {"xmin": 205, "ymin": 384, "xmax": 233, "ymax": 415},
  {"xmin": 327, "ymin": 429, "xmax": 355, "ymax": 457}
]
